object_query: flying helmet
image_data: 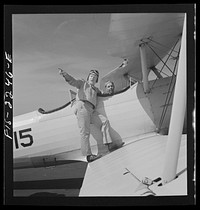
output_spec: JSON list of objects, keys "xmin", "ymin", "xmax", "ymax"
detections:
[{"xmin": 87, "ymin": 69, "xmax": 99, "ymax": 83}]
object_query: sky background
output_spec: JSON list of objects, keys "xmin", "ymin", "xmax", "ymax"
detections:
[{"xmin": 13, "ymin": 13, "xmax": 123, "ymax": 116}]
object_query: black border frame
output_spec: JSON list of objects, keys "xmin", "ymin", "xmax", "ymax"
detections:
[{"xmin": 3, "ymin": 4, "xmax": 195, "ymax": 206}]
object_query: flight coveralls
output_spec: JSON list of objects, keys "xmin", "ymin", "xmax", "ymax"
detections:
[{"xmin": 62, "ymin": 72, "xmax": 109, "ymax": 156}]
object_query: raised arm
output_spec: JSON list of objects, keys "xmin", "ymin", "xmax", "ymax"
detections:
[{"xmin": 59, "ymin": 68, "xmax": 82, "ymax": 89}]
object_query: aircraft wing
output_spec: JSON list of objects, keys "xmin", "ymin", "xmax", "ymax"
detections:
[
  {"xmin": 100, "ymin": 13, "xmax": 184, "ymax": 91},
  {"xmin": 79, "ymin": 132, "xmax": 187, "ymax": 196}
]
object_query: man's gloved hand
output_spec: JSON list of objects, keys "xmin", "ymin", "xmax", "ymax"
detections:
[
  {"xmin": 59, "ymin": 68, "xmax": 65, "ymax": 75},
  {"xmin": 59, "ymin": 68, "xmax": 69, "ymax": 80}
]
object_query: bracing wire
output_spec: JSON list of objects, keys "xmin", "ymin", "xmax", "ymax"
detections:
[
  {"xmin": 147, "ymin": 44, "xmax": 176, "ymax": 76},
  {"xmin": 147, "ymin": 42, "xmax": 179, "ymax": 61},
  {"xmin": 158, "ymin": 77, "xmax": 176, "ymax": 131},
  {"xmin": 143, "ymin": 37, "xmax": 180, "ymax": 90},
  {"xmin": 149, "ymin": 43, "xmax": 175, "ymax": 89},
  {"xmin": 158, "ymin": 43, "xmax": 181, "ymax": 131},
  {"xmin": 147, "ymin": 37, "xmax": 179, "ymax": 54},
  {"xmin": 159, "ymin": 43, "xmax": 181, "ymax": 126}
]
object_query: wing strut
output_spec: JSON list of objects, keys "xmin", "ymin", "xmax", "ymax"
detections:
[
  {"xmin": 161, "ymin": 14, "xmax": 187, "ymax": 184},
  {"xmin": 151, "ymin": 66, "xmax": 163, "ymax": 79},
  {"xmin": 139, "ymin": 43, "xmax": 150, "ymax": 93}
]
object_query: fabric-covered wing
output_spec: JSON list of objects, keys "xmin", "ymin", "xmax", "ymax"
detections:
[{"xmin": 100, "ymin": 13, "xmax": 184, "ymax": 91}]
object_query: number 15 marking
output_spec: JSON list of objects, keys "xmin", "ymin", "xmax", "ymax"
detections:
[{"xmin": 14, "ymin": 128, "xmax": 33, "ymax": 149}]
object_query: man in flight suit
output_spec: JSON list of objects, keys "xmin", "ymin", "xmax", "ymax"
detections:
[{"xmin": 59, "ymin": 69, "xmax": 109, "ymax": 162}]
